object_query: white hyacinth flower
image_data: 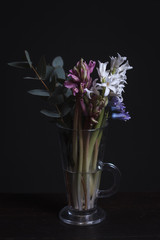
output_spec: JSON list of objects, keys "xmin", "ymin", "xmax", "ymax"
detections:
[
  {"xmin": 96, "ymin": 75, "xmax": 119, "ymax": 97},
  {"xmin": 96, "ymin": 54, "xmax": 132, "ymax": 99},
  {"xmin": 96, "ymin": 61, "xmax": 119, "ymax": 97},
  {"xmin": 110, "ymin": 53, "xmax": 127, "ymax": 73},
  {"xmin": 96, "ymin": 61, "xmax": 109, "ymax": 82},
  {"xmin": 117, "ymin": 60, "xmax": 133, "ymax": 76},
  {"xmin": 84, "ymin": 79, "xmax": 101, "ymax": 99},
  {"xmin": 110, "ymin": 53, "xmax": 133, "ymax": 74}
]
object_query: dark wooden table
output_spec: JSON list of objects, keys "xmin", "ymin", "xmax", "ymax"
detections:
[{"xmin": 0, "ymin": 192, "xmax": 160, "ymax": 240}]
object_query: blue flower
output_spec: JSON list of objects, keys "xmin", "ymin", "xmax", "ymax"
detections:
[
  {"xmin": 109, "ymin": 96, "xmax": 131, "ymax": 121},
  {"xmin": 109, "ymin": 96, "xmax": 126, "ymax": 112},
  {"xmin": 111, "ymin": 102, "xmax": 126, "ymax": 112},
  {"xmin": 112, "ymin": 112, "xmax": 131, "ymax": 121}
]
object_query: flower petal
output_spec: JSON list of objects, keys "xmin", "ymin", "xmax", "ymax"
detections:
[
  {"xmin": 64, "ymin": 81, "xmax": 78, "ymax": 89},
  {"xmin": 109, "ymin": 85, "xmax": 116, "ymax": 93},
  {"xmin": 68, "ymin": 73, "xmax": 80, "ymax": 82},
  {"xmin": 88, "ymin": 60, "xmax": 96, "ymax": 73},
  {"xmin": 104, "ymin": 87, "xmax": 110, "ymax": 96},
  {"xmin": 84, "ymin": 88, "xmax": 93, "ymax": 99}
]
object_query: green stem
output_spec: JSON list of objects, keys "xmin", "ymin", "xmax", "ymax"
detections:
[
  {"xmin": 89, "ymin": 132, "xmax": 102, "ymax": 207},
  {"xmin": 83, "ymin": 132, "xmax": 90, "ymax": 172},
  {"xmin": 72, "ymin": 102, "xmax": 78, "ymax": 171},
  {"xmin": 92, "ymin": 131, "xmax": 103, "ymax": 171},
  {"xmin": 71, "ymin": 103, "xmax": 79, "ymax": 209},
  {"xmin": 80, "ymin": 129, "xmax": 91, "ymax": 209},
  {"xmin": 87, "ymin": 108, "xmax": 105, "ymax": 172},
  {"xmin": 92, "ymin": 140, "xmax": 99, "ymax": 172},
  {"xmin": 32, "ymin": 66, "xmax": 49, "ymax": 92},
  {"xmin": 90, "ymin": 170, "xmax": 102, "ymax": 207},
  {"xmin": 77, "ymin": 109, "xmax": 84, "ymax": 210},
  {"xmin": 78, "ymin": 110, "xmax": 83, "ymax": 172},
  {"xmin": 80, "ymin": 108, "xmax": 104, "ymax": 209}
]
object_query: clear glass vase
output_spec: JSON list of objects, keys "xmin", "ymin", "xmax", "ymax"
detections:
[{"xmin": 57, "ymin": 123, "xmax": 121, "ymax": 226}]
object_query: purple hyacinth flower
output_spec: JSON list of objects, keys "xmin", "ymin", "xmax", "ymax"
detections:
[
  {"xmin": 64, "ymin": 80, "xmax": 79, "ymax": 96},
  {"xmin": 109, "ymin": 96, "xmax": 126, "ymax": 112},
  {"xmin": 64, "ymin": 80, "xmax": 78, "ymax": 89},
  {"xmin": 111, "ymin": 102, "xmax": 126, "ymax": 112},
  {"xmin": 64, "ymin": 59, "xmax": 96, "ymax": 96},
  {"xmin": 87, "ymin": 60, "xmax": 96, "ymax": 78},
  {"xmin": 112, "ymin": 112, "xmax": 131, "ymax": 121}
]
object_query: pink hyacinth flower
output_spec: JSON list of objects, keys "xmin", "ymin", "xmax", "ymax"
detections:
[{"xmin": 64, "ymin": 59, "xmax": 96, "ymax": 96}]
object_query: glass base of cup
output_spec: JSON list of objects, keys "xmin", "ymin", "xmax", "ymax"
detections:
[{"xmin": 59, "ymin": 206, "xmax": 106, "ymax": 226}]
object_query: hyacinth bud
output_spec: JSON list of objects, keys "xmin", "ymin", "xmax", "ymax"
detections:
[
  {"xmin": 90, "ymin": 117, "xmax": 98, "ymax": 124},
  {"xmin": 65, "ymin": 58, "xmax": 96, "ymax": 99},
  {"xmin": 89, "ymin": 103, "xmax": 93, "ymax": 115},
  {"xmin": 87, "ymin": 94, "xmax": 106, "ymax": 128},
  {"xmin": 80, "ymin": 82, "xmax": 85, "ymax": 93},
  {"xmin": 80, "ymin": 59, "xmax": 87, "ymax": 81}
]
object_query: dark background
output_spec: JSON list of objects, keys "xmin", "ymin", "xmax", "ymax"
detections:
[{"xmin": 2, "ymin": 1, "xmax": 158, "ymax": 193}]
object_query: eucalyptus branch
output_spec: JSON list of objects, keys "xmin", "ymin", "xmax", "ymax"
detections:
[
  {"xmin": 55, "ymin": 105, "xmax": 65, "ymax": 125},
  {"xmin": 32, "ymin": 65, "xmax": 65, "ymax": 125},
  {"xmin": 31, "ymin": 65, "xmax": 49, "ymax": 92}
]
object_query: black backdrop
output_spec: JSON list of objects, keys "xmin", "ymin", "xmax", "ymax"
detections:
[{"xmin": 3, "ymin": 2, "xmax": 157, "ymax": 193}]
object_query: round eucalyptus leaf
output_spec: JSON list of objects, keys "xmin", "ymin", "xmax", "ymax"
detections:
[
  {"xmin": 28, "ymin": 89, "xmax": 50, "ymax": 97},
  {"xmin": 52, "ymin": 56, "xmax": 64, "ymax": 68},
  {"xmin": 37, "ymin": 55, "xmax": 46, "ymax": 79},
  {"xmin": 61, "ymin": 103, "xmax": 72, "ymax": 117},
  {"xmin": 24, "ymin": 77, "xmax": 39, "ymax": 80},
  {"xmin": 40, "ymin": 109, "xmax": 60, "ymax": 118},
  {"xmin": 54, "ymin": 67, "xmax": 65, "ymax": 80},
  {"xmin": 45, "ymin": 65, "xmax": 54, "ymax": 80}
]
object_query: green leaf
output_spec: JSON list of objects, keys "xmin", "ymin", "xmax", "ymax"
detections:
[
  {"xmin": 52, "ymin": 56, "xmax": 64, "ymax": 68},
  {"xmin": 61, "ymin": 103, "xmax": 72, "ymax": 117},
  {"xmin": 53, "ymin": 85, "xmax": 64, "ymax": 95},
  {"xmin": 54, "ymin": 95, "xmax": 64, "ymax": 104},
  {"xmin": 28, "ymin": 89, "xmax": 50, "ymax": 97},
  {"xmin": 45, "ymin": 65, "xmax": 54, "ymax": 80},
  {"xmin": 48, "ymin": 75, "xmax": 56, "ymax": 91},
  {"xmin": 24, "ymin": 77, "xmax": 39, "ymax": 80},
  {"xmin": 50, "ymin": 86, "xmax": 65, "ymax": 104},
  {"xmin": 49, "ymin": 94, "xmax": 64, "ymax": 105},
  {"xmin": 37, "ymin": 55, "xmax": 46, "ymax": 79},
  {"xmin": 8, "ymin": 61, "xmax": 29, "ymax": 69},
  {"xmin": 40, "ymin": 109, "xmax": 60, "ymax": 118},
  {"xmin": 57, "ymin": 78, "xmax": 65, "ymax": 85},
  {"xmin": 24, "ymin": 50, "xmax": 32, "ymax": 68},
  {"xmin": 64, "ymin": 88, "xmax": 72, "ymax": 98},
  {"xmin": 54, "ymin": 67, "xmax": 65, "ymax": 80}
]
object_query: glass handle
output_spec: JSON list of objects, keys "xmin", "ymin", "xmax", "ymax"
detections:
[{"xmin": 98, "ymin": 162, "xmax": 121, "ymax": 198}]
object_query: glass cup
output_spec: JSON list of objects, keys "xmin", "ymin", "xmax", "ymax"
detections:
[{"xmin": 57, "ymin": 123, "xmax": 121, "ymax": 226}]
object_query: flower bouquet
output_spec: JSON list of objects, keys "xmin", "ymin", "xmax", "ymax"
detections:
[{"xmin": 8, "ymin": 51, "xmax": 132, "ymax": 225}]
